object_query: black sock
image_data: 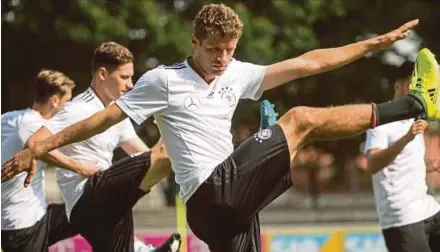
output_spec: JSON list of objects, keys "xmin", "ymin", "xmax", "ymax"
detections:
[{"xmin": 373, "ymin": 95, "xmax": 425, "ymax": 127}]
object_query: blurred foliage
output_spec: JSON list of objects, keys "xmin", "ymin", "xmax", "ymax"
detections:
[{"xmin": 2, "ymin": 0, "xmax": 440, "ymax": 166}]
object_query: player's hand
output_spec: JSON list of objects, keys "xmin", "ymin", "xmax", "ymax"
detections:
[
  {"xmin": 373, "ymin": 19, "xmax": 419, "ymax": 50},
  {"xmin": 1, "ymin": 148, "xmax": 39, "ymax": 187},
  {"xmin": 404, "ymin": 119, "xmax": 428, "ymax": 142},
  {"xmin": 78, "ymin": 163, "xmax": 101, "ymax": 178}
]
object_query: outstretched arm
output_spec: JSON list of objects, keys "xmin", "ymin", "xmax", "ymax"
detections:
[
  {"xmin": 27, "ymin": 127, "xmax": 100, "ymax": 177},
  {"xmin": 262, "ymin": 19, "xmax": 418, "ymax": 91},
  {"xmin": 32, "ymin": 103, "xmax": 126, "ymax": 158},
  {"xmin": 1, "ymin": 104, "xmax": 126, "ymax": 183},
  {"xmin": 2, "ymin": 68, "xmax": 169, "ymax": 183}
]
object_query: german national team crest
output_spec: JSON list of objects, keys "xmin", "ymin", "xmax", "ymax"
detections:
[
  {"xmin": 253, "ymin": 129, "xmax": 272, "ymax": 143},
  {"xmin": 218, "ymin": 87, "xmax": 236, "ymax": 107}
]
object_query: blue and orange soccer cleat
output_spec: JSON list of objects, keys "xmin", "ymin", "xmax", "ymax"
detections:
[{"xmin": 260, "ymin": 100, "xmax": 279, "ymax": 130}]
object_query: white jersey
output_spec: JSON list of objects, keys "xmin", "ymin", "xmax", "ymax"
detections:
[
  {"xmin": 116, "ymin": 59, "xmax": 266, "ymax": 202},
  {"xmin": 364, "ymin": 119, "xmax": 440, "ymax": 229},
  {"xmin": 1, "ymin": 109, "xmax": 47, "ymax": 230},
  {"xmin": 45, "ymin": 88, "xmax": 138, "ymax": 218}
]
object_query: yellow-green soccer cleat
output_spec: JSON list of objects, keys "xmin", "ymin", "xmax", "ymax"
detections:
[{"xmin": 409, "ymin": 48, "xmax": 440, "ymax": 120}]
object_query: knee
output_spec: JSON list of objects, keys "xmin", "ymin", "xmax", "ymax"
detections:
[
  {"xmin": 282, "ymin": 106, "xmax": 316, "ymax": 134},
  {"xmin": 276, "ymin": 106, "xmax": 318, "ymax": 152}
]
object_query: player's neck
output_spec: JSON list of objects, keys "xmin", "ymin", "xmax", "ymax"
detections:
[
  {"xmin": 188, "ymin": 57, "xmax": 216, "ymax": 84},
  {"xmin": 393, "ymin": 93, "xmax": 404, "ymax": 101},
  {"xmin": 90, "ymin": 80, "xmax": 112, "ymax": 107},
  {"xmin": 31, "ymin": 102, "xmax": 55, "ymax": 119}
]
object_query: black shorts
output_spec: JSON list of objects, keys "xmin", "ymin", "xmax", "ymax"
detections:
[
  {"xmin": 1, "ymin": 204, "xmax": 77, "ymax": 252},
  {"xmin": 382, "ymin": 211, "xmax": 440, "ymax": 252},
  {"xmin": 69, "ymin": 152, "xmax": 151, "ymax": 252},
  {"xmin": 187, "ymin": 124, "xmax": 292, "ymax": 252}
]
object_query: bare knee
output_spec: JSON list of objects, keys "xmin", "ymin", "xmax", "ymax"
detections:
[
  {"xmin": 281, "ymin": 106, "xmax": 317, "ymax": 133},
  {"xmin": 278, "ymin": 106, "xmax": 317, "ymax": 148}
]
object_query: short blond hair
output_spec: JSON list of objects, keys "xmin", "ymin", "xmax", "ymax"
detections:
[
  {"xmin": 34, "ymin": 69, "xmax": 75, "ymax": 103},
  {"xmin": 91, "ymin": 42, "xmax": 133, "ymax": 74},
  {"xmin": 193, "ymin": 3, "xmax": 243, "ymax": 40}
]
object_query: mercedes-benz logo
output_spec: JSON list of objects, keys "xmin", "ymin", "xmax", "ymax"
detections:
[{"xmin": 183, "ymin": 96, "xmax": 200, "ymax": 111}]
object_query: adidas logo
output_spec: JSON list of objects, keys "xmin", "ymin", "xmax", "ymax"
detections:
[
  {"xmin": 428, "ymin": 88, "xmax": 437, "ymax": 104},
  {"xmin": 415, "ymin": 77, "xmax": 423, "ymax": 88}
]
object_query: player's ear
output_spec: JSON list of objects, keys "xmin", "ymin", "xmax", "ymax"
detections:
[
  {"xmin": 96, "ymin": 67, "xmax": 107, "ymax": 81},
  {"xmin": 191, "ymin": 34, "xmax": 200, "ymax": 48},
  {"xmin": 394, "ymin": 81, "xmax": 401, "ymax": 93},
  {"xmin": 48, "ymin": 95, "xmax": 60, "ymax": 108}
]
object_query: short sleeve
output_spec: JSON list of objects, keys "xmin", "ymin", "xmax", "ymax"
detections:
[
  {"xmin": 117, "ymin": 118, "xmax": 138, "ymax": 144},
  {"xmin": 19, "ymin": 122, "xmax": 46, "ymax": 145},
  {"xmin": 45, "ymin": 102, "xmax": 93, "ymax": 134},
  {"xmin": 364, "ymin": 127, "xmax": 389, "ymax": 154},
  {"xmin": 21, "ymin": 116, "xmax": 47, "ymax": 137},
  {"xmin": 116, "ymin": 68, "xmax": 169, "ymax": 125},
  {"xmin": 235, "ymin": 61, "xmax": 267, "ymax": 100}
]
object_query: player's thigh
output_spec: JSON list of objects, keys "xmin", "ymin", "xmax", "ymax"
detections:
[
  {"xmin": 382, "ymin": 222, "xmax": 431, "ymax": 252},
  {"xmin": 75, "ymin": 152, "xmax": 150, "ymax": 223},
  {"xmin": 222, "ymin": 124, "xmax": 291, "ymax": 217},
  {"xmin": 429, "ymin": 232, "xmax": 440, "ymax": 252},
  {"xmin": 187, "ymin": 125, "xmax": 291, "ymax": 248},
  {"xmin": 187, "ymin": 209, "xmax": 261, "ymax": 252},
  {"xmin": 209, "ymin": 214, "xmax": 262, "ymax": 252},
  {"xmin": 46, "ymin": 204, "xmax": 77, "ymax": 246},
  {"xmin": 1, "ymin": 220, "xmax": 48, "ymax": 252},
  {"xmin": 89, "ymin": 152, "xmax": 151, "ymax": 200},
  {"xmin": 425, "ymin": 211, "xmax": 440, "ymax": 251},
  {"xmin": 92, "ymin": 211, "xmax": 135, "ymax": 252},
  {"xmin": 74, "ymin": 210, "xmax": 135, "ymax": 252}
]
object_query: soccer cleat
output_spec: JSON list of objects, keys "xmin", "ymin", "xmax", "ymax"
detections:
[
  {"xmin": 260, "ymin": 100, "xmax": 279, "ymax": 130},
  {"xmin": 409, "ymin": 48, "xmax": 440, "ymax": 120},
  {"xmin": 152, "ymin": 233, "xmax": 182, "ymax": 252},
  {"xmin": 134, "ymin": 238, "xmax": 155, "ymax": 252}
]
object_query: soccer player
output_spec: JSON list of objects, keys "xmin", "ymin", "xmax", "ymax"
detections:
[
  {"xmin": 1, "ymin": 70, "xmax": 87, "ymax": 251},
  {"xmin": 4, "ymin": 42, "xmax": 180, "ymax": 252},
  {"xmin": 364, "ymin": 61, "xmax": 440, "ymax": 252},
  {"xmin": 3, "ymin": 4, "xmax": 440, "ymax": 252}
]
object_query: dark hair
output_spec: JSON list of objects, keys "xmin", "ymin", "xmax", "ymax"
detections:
[
  {"xmin": 193, "ymin": 3, "xmax": 243, "ymax": 40},
  {"xmin": 393, "ymin": 61, "xmax": 414, "ymax": 82},
  {"xmin": 91, "ymin": 42, "xmax": 133, "ymax": 74}
]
